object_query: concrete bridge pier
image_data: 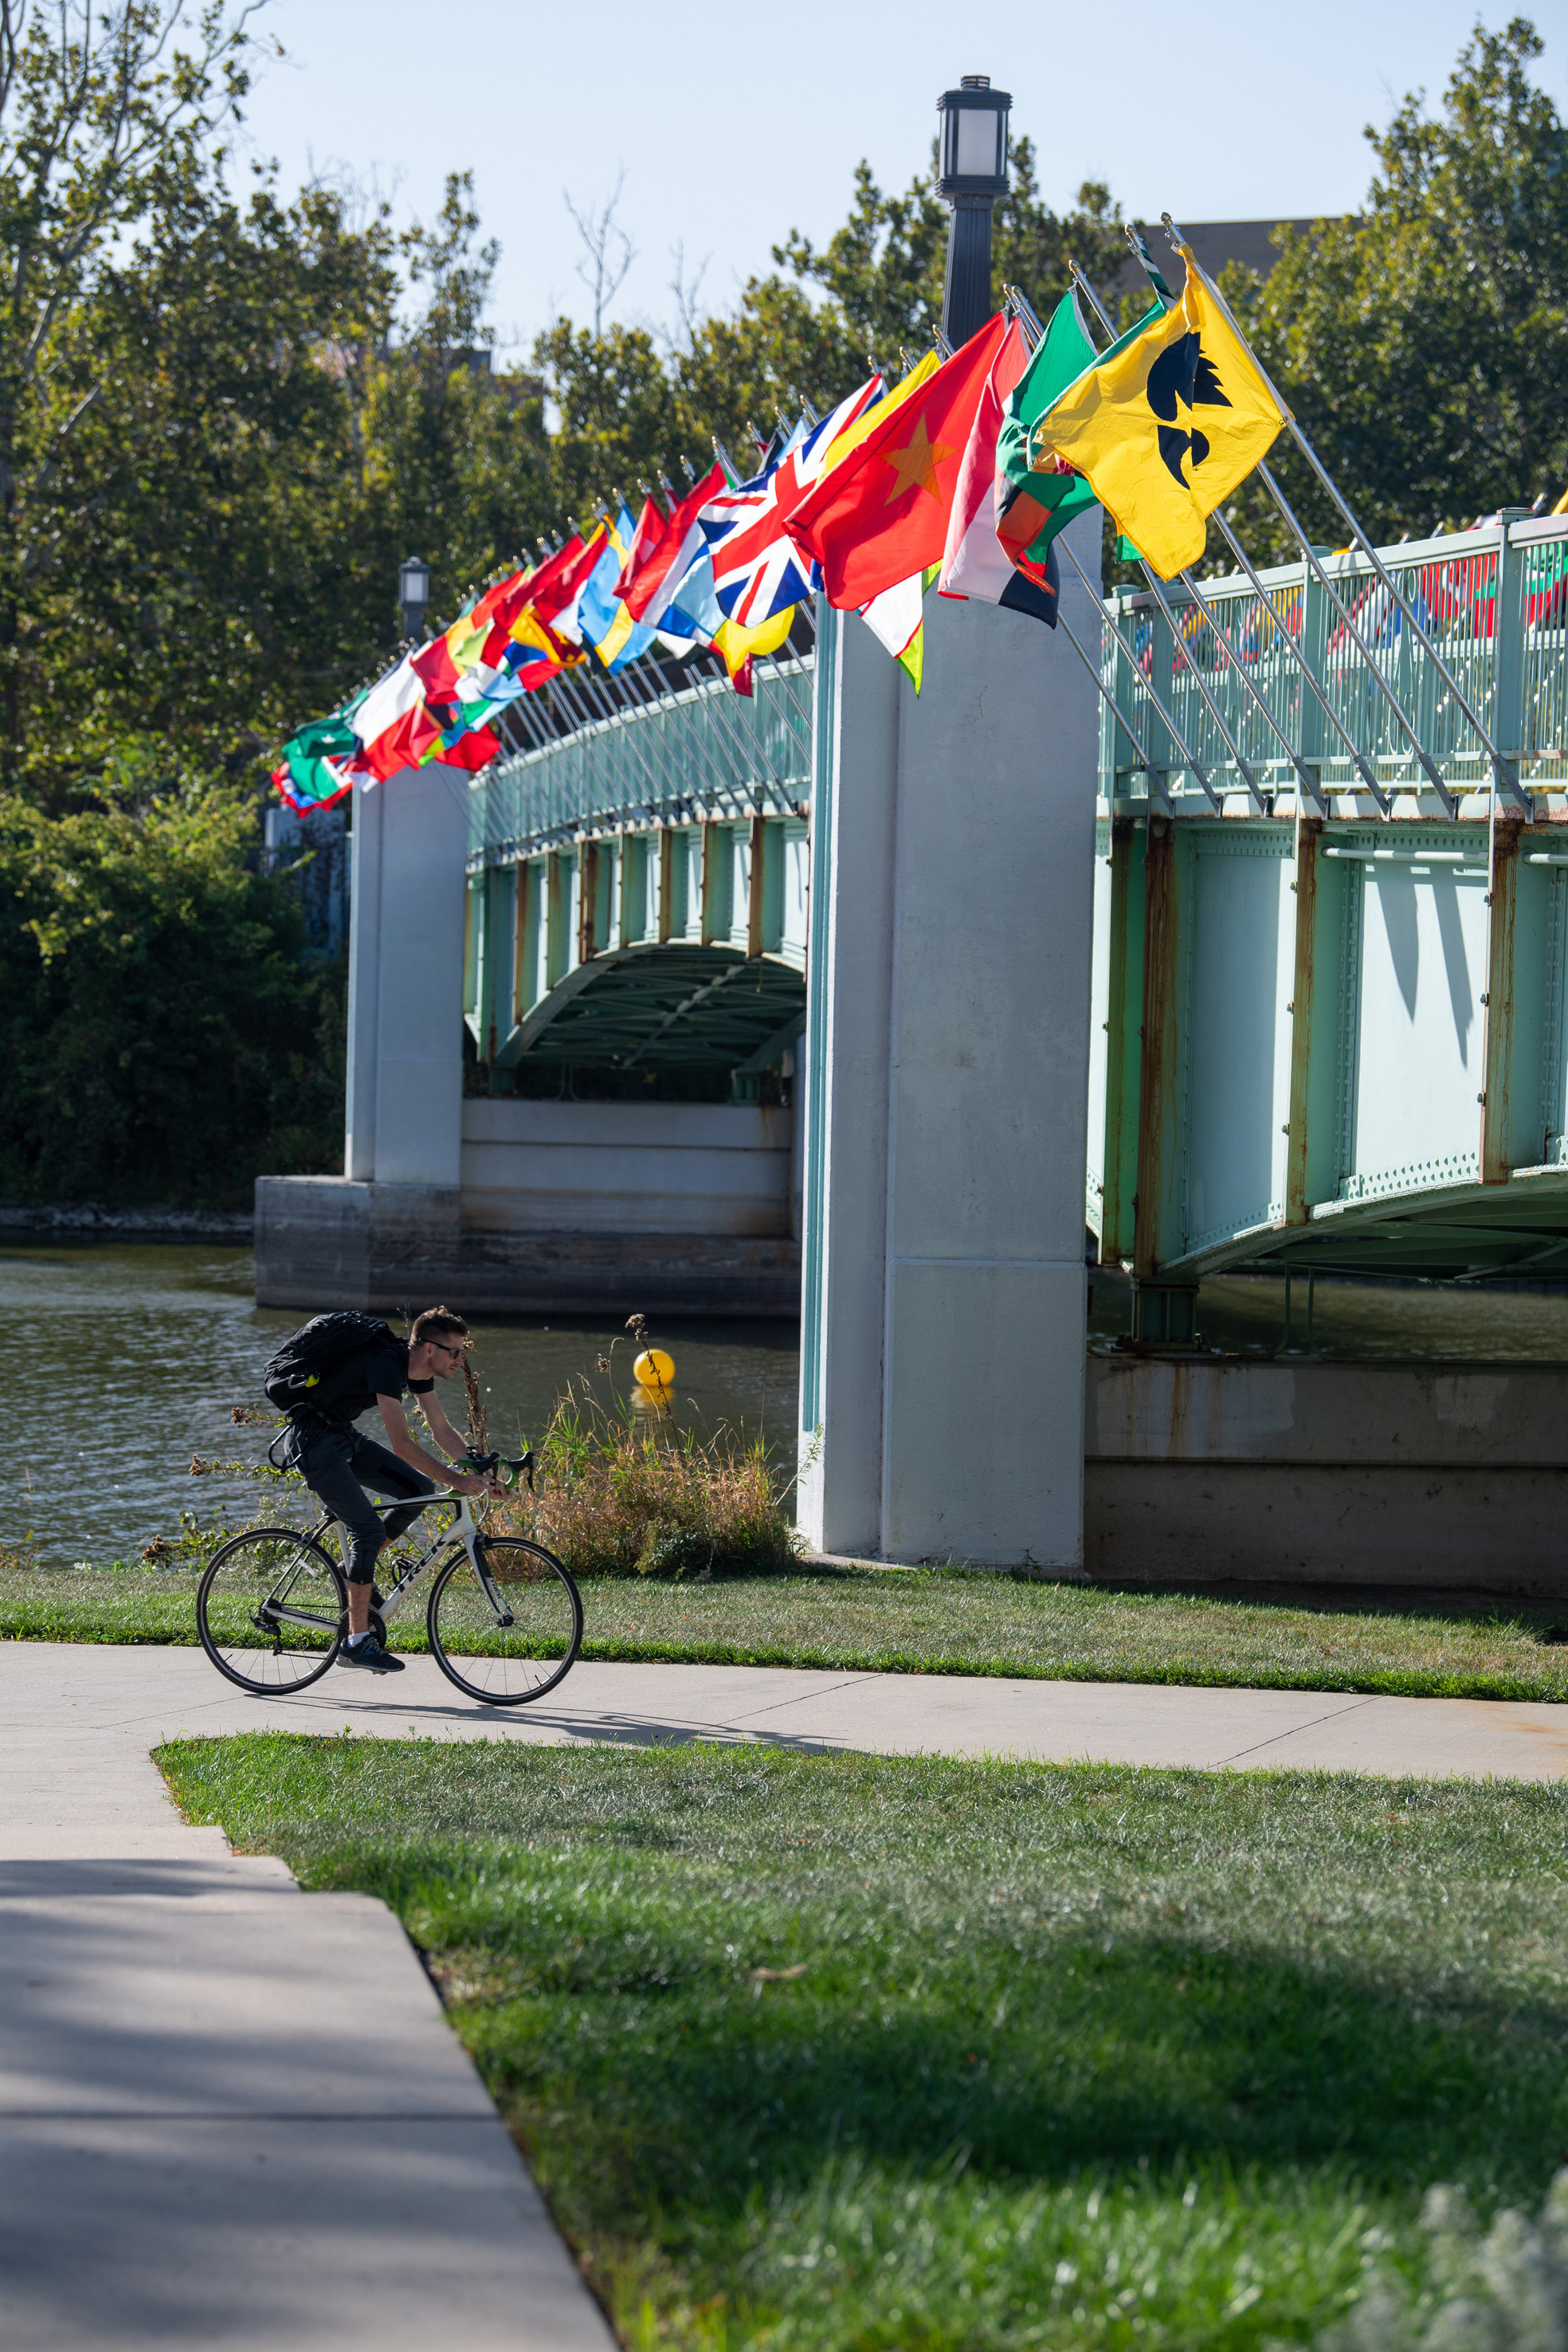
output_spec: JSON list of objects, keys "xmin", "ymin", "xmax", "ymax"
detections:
[
  {"xmin": 798, "ymin": 509, "xmax": 1102, "ymax": 1567},
  {"xmin": 256, "ymin": 762, "xmax": 468, "ymax": 1306}
]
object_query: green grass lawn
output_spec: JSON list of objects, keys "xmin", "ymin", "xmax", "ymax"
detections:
[
  {"xmin": 12, "ymin": 1556, "xmax": 1568, "ymax": 1702},
  {"xmin": 158, "ymin": 1732, "xmax": 1568, "ymax": 2350}
]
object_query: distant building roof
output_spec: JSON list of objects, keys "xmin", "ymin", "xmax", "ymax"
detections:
[{"xmin": 1106, "ymin": 218, "xmax": 1351, "ymax": 301}]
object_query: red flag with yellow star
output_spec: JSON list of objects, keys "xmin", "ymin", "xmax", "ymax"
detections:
[{"xmin": 784, "ymin": 316, "xmax": 1008, "ymax": 609}]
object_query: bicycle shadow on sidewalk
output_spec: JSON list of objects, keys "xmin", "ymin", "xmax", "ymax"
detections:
[{"xmin": 257, "ymin": 1683, "xmax": 857, "ymax": 1755}]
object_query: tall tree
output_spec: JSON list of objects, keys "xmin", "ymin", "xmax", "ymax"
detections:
[
  {"xmin": 1221, "ymin": 14, "xmax": 1568, "ymax": 560},
  {"xmin": 0, "ymin": 0, "xmax": 259, "ymax": 786}
]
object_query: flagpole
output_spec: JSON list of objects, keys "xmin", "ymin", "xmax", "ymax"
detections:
[
  {"xmin": 621, "ymin": 649, "xmax": 743, "ymax": 815},
  {"xmin": 1056, "ymin": 531, "xmax": 1222, "ymax": 811},
  {"xmin": 555, "ymin": 659, "xmax": 673, "ymax": 820},
  {"xmin": 1252, "ymin": 453, "xmax": 1459, "ymax": 813},
  {"xmin": 1064, "ymin": 261, "xmax": 1293, "ymax": 816},
  {"xmin": 1123, "ymin": 234, "xmax": 1455, "ymax": 813},
  {"xmin": 1054, "ymin": 601, "xmax": 1173, "ymax": 813},
  {"xmin": 751, "ymin": 642, "xmax": 816, "ymax": 770},
  {"xmin": 1006, "ymin": 286, "xmax": 1224, "ymax": 810},
  {"xmin": 628, "ymin": 632, "xmax": 797, "ymax": 816},
  {"xmin": 1109, "ymin": 241, "xmax": 1394, "ymax": 817},
  {"xmin": 693, "ymin": 641, "xmax": 802, "ymax": 798},
  {"xmin": 1096, "ymin": 537, "xmax": 1268, "ymax": 813},
  {"xmin": 708, "ymin": 641, "xmax": 812, "ymax": 790},
  {"xmin": 1162, "ymin": 213, "xmax": 1522, "ymax": 814}
]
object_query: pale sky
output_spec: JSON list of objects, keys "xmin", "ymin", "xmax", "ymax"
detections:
[{"xmin": 231, "ymin": 0, "xmax": 1566, "ymax": 358}]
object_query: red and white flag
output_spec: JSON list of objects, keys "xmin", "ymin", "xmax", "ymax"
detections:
[{"xmin": 939, "ymin": 318, "xmax": 1064, "ymax": 627}]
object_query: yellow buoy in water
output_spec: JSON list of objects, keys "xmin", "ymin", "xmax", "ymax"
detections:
[{"xmin": 633, "ymin": 1347, "xmax": 675, "ymax": 1393}]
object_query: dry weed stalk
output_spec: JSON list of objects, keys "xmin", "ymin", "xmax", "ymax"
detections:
[{"xmin": 492, "ymin": 1374, "xmax": 800, "ymax": 1581}]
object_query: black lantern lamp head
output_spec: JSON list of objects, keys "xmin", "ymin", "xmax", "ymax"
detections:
[
  {"xmin": 936, "ymin": 75, "xmax": 1011, "ymax": 199},
  {"xmin": 398, "ymin": 554, "xmax": 430, "ymax": 641},
  {"xmin": 936, "ymin": 76, "xmax": 1011, "ymax": 350}
]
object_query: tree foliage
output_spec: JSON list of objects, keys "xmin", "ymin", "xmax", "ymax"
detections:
[
  {"xmin": 1, "ymin": 8, "xmax": 1562, "ymax": 1201},
  {"xmin": 1222, "ymin": 15, "xmax": 1568, "ymax": 560},
  {"xmin": 0, "ymin": 779, "xmax": 343, "ymax": 1202}
]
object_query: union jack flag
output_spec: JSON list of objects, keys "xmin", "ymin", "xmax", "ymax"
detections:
[{"xmin": 700, "ymin": 373, "xmax": 884, "ymax": 627}]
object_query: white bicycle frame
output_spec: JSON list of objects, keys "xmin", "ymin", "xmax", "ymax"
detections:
[{"xmin": 265, "ymin": 1488, "xmax": 515, "ymax": 1639}]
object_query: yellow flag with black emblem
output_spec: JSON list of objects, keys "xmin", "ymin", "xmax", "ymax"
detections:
[{"xmin": 1035, "ymin": 272, "xmax": 1285, "ymax": 578}]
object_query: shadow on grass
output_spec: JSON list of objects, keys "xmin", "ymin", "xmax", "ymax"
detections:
[{"xmin": 353, "ymin": 1850, "xmax": 1568, "ymax": 2216}]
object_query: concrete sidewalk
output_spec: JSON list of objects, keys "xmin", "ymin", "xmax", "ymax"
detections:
[
  {"xmin": 6, "ymin": 1642, "xmax": 1566, "ymax": 2348},
  {"xmin": 6, "ymin": 1636, "xmax": 1568, "ymax": 1789},
  {"xmin": 0, "ymin": 1643, "xmax": 616, "ymax": 2350}
]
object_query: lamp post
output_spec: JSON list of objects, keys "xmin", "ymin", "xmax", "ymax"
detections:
[
  {"xmin": 398, "ymin": 555, "xmax": 430, "ymax": 641},
  {"xmin": 936, "ymin": 75, "xmax": 1011, "ymax": 347}
]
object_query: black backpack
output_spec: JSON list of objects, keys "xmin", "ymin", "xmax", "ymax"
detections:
[{"xmin": 262, "ymin": 1312, "xmax": 397, "ymax": 1412}]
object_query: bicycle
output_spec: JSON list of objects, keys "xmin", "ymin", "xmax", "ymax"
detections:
[{"xmin": 195, "ymin": 1450, "xmax": 583, "ymax": 1707}]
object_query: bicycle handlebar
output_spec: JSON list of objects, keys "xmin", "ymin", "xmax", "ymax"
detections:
[{"xmin": 461, "ymin": 1449, "xmax": 536, "ymax": 1492}]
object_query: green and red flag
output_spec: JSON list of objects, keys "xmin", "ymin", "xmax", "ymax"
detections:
[{"xmin": 994, "ymin": 287, "xmax": 1131, "ymax": 568}]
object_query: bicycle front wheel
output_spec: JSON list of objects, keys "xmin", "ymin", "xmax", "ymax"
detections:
[
  {"xmin": 427, "ymin": 1539, "xmax": 583, "ymax": 1705},
  {"xmin": 198, "ymin": 1527, "xmax": 347, "ymax": 1695}
]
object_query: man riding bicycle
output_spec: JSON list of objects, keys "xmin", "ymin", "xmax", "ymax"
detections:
[{"xmin": 276, "ymin": 1306, "xmax": 502, "ymax": 1673}]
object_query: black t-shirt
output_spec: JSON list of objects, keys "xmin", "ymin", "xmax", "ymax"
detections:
[{"xmin": 298, "ymin": 1340, "xmax": 434, "ymax": 1429}]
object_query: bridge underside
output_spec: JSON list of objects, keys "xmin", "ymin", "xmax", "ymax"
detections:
[
  {"xmin": 1196, "ymin": 1169, "xmax": 1568, "ymax": 1284},
  {"xmin": 1088, "ymin": 812, "xmax": 1568, "ymax": 1298},
  {"xmin": 465, "ymin": 807, "xmax": 809, "ymax": 1096},
  {"xmin": 502, "ymin": 944, "xmax": 806, "ymax": 1073}
]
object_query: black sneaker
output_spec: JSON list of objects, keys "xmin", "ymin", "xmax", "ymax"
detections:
[{"xmin": 339, "ymin": 1637, "xmax": 405, "ymax": 1673}]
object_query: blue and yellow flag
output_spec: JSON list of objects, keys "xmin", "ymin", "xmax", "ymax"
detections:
[{"xmin": 577, "ymin": 504, "xmax": 657, "ymax": 672}]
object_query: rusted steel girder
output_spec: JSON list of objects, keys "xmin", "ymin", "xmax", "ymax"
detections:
[
  {"xmin": 1480, "ymin": 820, "xmax": 1524, "ymax": 1185},
  {"xmin": 1133, "ymin": 816, "xmax": 1182, "ymax": 1280},
  {"xmin": 1100, "ymin": 817, "xmax": 1143, "ymax": 1263},
  {"xmin": 1284, "ymin": 819, "xmax": 1322, "ymax": 1226}
]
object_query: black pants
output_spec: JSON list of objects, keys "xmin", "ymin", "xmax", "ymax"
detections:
[{"xmin": 284, "ymin": 1421, "xmax": 435, "ymax": 1586}]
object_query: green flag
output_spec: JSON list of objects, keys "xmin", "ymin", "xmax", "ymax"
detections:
[
  {"xmin": 274, "ymin": 710, "xmax": 361, "ymax": 811},
  {"xmin": 997, "ymin": 290, "xmax": 1161, "ymax": 566}
]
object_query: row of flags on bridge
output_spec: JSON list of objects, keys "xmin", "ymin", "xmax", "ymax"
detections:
[{"xmin": 272, "ymin": 257, "xmax": 1289, "ymax": 816}]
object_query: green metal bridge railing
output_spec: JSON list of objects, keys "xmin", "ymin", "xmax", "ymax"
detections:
[
  {"xmin": 462, "ymin": 512, "xmax": 1568, "ymax": 867},
  {"xmin": 467, "ymin": 654, "xmax": 814, "ymax": 870},
  {"xmin": 1100, "ymin": 512, "xmax": 1568, "ymax": 809}
]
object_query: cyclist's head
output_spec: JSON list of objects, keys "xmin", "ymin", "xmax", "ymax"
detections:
[{"xmin": 410, "ymin": 1306, "xmax": 470, "ymax": 1368}]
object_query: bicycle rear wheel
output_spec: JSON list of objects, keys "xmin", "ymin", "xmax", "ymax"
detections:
[
  {"xmin": 198, "ymin": 1527, "xmax": 346, "ymax": 1695},
  {"xmin": 427, "ymin": 1538, "xmax": 583, "ymax": 1705}
]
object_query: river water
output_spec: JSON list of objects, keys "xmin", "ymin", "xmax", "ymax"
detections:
[
  {"xmin": 6, "ymin": 1241, "xmax": 1568, "ymax": 1568},
  {"xmin": 2, "ymin": 1241, "xmax": 799, "ymax": 1568}
]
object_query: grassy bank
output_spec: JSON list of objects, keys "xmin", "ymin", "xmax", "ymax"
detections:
[
  {"xmin": 10, "ymin": 1558, "xmax": 1568, "ymax": 1702},
  {"xmin": 158, "ymin": 1732, "xmax": 1568, "ymax": 2348}
]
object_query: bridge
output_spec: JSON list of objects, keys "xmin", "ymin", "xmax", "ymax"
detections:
[
  {"xmin": 257, "ymin": 503, "xmax": 1568, "ymax": 1582},
  {"xmin": 463, "ymin": 656, "xmax": 813, "ymax": 1091},
  {"xmin": 1088, "ymin": 509, "xmax": 1568, "ymax": 1331}
]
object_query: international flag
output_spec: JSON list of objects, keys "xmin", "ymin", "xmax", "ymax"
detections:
[
  {"xmin": 714, "ymin": 603, "xmax": 796, "ymax": 698},
  {"xmin": 860, "ymin": 574, "xmax": 928, "ymax": 692},
  {"xmin": 571, "ymin": 507, "xmax": 655, "ymax": 671},
  {"xmin": 657, "ymin": 539, "xmax": 725, "ymax": 654},
  {"xmin": 412, "ymin": 566, "xmax": 536, "ymax": 708},
  {"xmin": 518, "ymin": 535, "xmax": 585, "ymax": 626},
  {"xmin": 818, "ymin": 355, "xmax": 932, "ymax": 472},
  {"xmin": 700, "ymin": 373, "xmax": 885, "ymax": 627},
  {"xmin": 421, "ymin": 718, "xmax": 502, "ymax": 773},
  {"xmin": 501, "ymin": 604, "xmax": 575, "ymax": 692},
  {"xmin": 614, "ymin": 494, "xmax": 667, "ymax": 602},
  {"xmin": 939, "ymin": 318, "xmax": 1064, "ymax": 628},
  {"xmin": 624, "ymin": 465, "xmax": 726, "ymax": 627},
  {"xmin": 271, "ymin": 712, "xmax": 365, "ymax": 813},
  {"xmin": 995, "ymin": 288, "xmax": 1110, "ymax": 570},
  {"xmin": 1036, "ymin": 270, "xmax": 1285, "ymax": 579},
  {"xmin": 784, "ymin": 317, "xmax": 1009, "ymax": 609},
  {"xmin": 352, "ymin": 656, "xmax": 427, "ymax": 782},
  {"xmin": 540, "ymin": 525, "xmax": 612, "ymax": 645}
]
